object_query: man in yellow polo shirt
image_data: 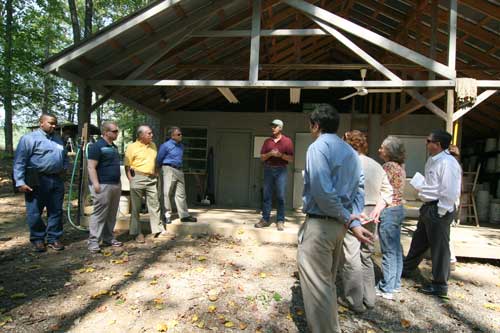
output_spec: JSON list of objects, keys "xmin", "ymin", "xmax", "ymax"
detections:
[{"xmin": 125, "ymin": 125, "xmax": 166, "ymax": 243}]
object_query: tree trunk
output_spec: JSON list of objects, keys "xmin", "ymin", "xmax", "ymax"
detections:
[
  {"xmin": 84, "ymin": 0, "xmax": 93, "ymax": 38},
  {"xmin": 42, "ymin": 43, "xmax": 51, "ymax": 114},
  {"xmin": 96, "ymin": 93, "xmax": 102, "ymax": 129},
  {"xmin": 67, "ymin": 0, "xmax": 81, "ymax": 43},
  {"xmin": 2, "ymin": 0, "xmax": 14, "ymax": 154}
]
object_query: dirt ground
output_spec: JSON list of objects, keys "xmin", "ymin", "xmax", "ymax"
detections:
[{"xmin": 1, "ymin": 165, "xmax": 500, "ymax": 333}]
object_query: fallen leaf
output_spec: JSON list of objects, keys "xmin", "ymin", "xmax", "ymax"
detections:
[
  {"xmin": 167, "ymin": 319, "xmax": 178, "ymax": 328},
  {"xmin": 191, "ymin": 314, "xmax": 199, "ymax": 323},
  {"xmin": 85, "ymin": 267, "xmax": 95, "ymax": 273},
  {"xmin": 0, "ymin": 315, "xmax": 13, "ymax": 327},
  {"xmin": 156, "ymin": 323, "xmax": 168, "ymax": 332},
  {"xmin": 286, "ymin": 313, "xmax": 293, "ymax": 320},
  {"xmin": 194, "ymin": 267, "xmax": 205, "ymax": 273},
  {"xmin": 110, "ymin": 259, "xmax": 124, "ymax": 264},
  {"xmin": 91, "ymin": 290, "xmax": 109, "ymax": 299},
  {"xmin": 237, "ymin": 229, "xmax": 245, "ymax": 235},
  {"xmin": 196, "ymin": 320, "xmax": 205, "ymax": 328},
  {"xmin": 10, "ymin": 293, "xmax": 27, "ymax": 299},
  {"xmin": 272, "ymin": 292, "xmax": 282, "ymax": 302},
  {"xmin": 224, "ymin": 321, "xmax": 234, "ymax": 328},
  {"xmin": 239, "ymin": 322, "xmax": 248, "ymax": 329},
  {"xmin": 295, "ymin": 308, "xmax": 304, "ymax": 316},
  {"xmin": 197, "ymin": 256, "xmax": 207, "ymax": 262},
  {"xmin": 123, "ymin": 272, "xmax": 133, "ymax": 277},
  {"xmin": 108, "ymin": 319, "xmax": 116, "ymax": 325},
  {"xmin": 366, "ymin": 329, "xmax": 376, "ymax": 333},
  {"xmin": 208, "ymin": 289, "xmax": 218, "ymax": 302},
  {"xmin": 207, "ymin": 305, "xmax": 217, "ymax": 313},
  {"xmin": 259, "ymin": 272, "xmax": 267, "ymax": 278},
  {"xmin": 103, "ymin": 251, "xmax": 112, "ymax": 257},
  {"xmin": 401, "ymin": 319, "xmax": 411, "ymax": 328},
  {"xmin": 150, "ymin": 280, "xmax": 158, "ymax": 286},
  {"xmin": 338, "ymin": 305, "xmax": 348, "ymax": 313},
  {"xmin": 28, "ymin": 264, "xmax": 42, "ymax": 270},
  {"xmin": 97, "ymin": 305, "xmax": 107, "ymax": 313},
  {"xmin": 455, "ymin": 281, "xmax": 465, "ymax": 287},
  {"xmin": 484, "ymin": 303, "xmax": 500, "ymax": 311}
]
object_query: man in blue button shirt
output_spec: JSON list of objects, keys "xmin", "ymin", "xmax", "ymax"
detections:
[
  {"xmin": 157, "ymin": 126, "xmax": 197, "ymax": 223},
  {"xmin": 298, "ymin": 104, "xmax": 373, "ymax": 333},
  {"xmin": 13, "ymin": 114, "xmax": 69, "ymax": 252}
]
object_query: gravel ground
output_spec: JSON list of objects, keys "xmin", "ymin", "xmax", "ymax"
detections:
[{"xmin": 0, "ymin": 189, "xmax": 499, "ymax": 333}]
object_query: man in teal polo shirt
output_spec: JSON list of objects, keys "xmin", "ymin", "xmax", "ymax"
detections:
[{"xmin": 87, "ymin": 121, "xmax": 123, "ymax": 253}]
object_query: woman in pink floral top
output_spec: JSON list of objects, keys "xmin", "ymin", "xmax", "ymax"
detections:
[{"xmin": 375, "ymin": 136, "xmax": 406, "ymax": 300}]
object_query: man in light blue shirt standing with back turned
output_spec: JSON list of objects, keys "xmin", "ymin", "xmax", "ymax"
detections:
[
  {"xmin": 13, "ymin": 113, "xmax": 69, "ymax": 252},
  {"xmin": 298, "ymin": 104, "xmax": 373, "ymax": 333}
]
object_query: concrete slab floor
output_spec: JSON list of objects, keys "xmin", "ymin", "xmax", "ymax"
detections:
[{"xmin": 113, "ymin": 207, "xmax": 500, "ymax": 260}]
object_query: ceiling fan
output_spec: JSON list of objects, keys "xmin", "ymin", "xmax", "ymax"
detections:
[{"xmin": 339, "ymin": 68, "xmax": 402, "ymax": 100}]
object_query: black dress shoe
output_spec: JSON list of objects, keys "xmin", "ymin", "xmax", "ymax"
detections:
[
  {"xmin": 181, "ymin": 216, "xmax": 197, "ymax": 222},
  {"xmin": 33, "ymin": 241, "xmax": 47, "ymax": 253},
  {"xmin": 47, "ymin": 241, "xmax": 65, "ymax": 251},
  {"xmin": 419, "ymin": 284, "xmax": 448, "ymax": 298}
]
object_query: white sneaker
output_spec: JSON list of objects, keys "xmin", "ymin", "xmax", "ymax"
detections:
[
  {"xmin": 376, "ymin": 288, "xmax": 394, "ymax": 300},
  {"xmin": 393, "ymin": 288, "xmax": 402, "ymax": 293}
]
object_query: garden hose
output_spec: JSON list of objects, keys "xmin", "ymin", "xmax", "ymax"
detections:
[{"xmin": 66, "ymin": 143, "xmax": 91, "ymax": 232}]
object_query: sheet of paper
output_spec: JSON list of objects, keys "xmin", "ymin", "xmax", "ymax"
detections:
[{"xmin": 410, "ymin": 172, "xmax": 425, "ymax": 190}]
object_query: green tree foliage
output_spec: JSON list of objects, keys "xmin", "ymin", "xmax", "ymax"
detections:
[{"xmin": 1, "ymin": 0, "xmax": 154, "ymax": 149}]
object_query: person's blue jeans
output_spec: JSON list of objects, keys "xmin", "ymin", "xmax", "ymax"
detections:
[
  {"xmin": 25, "ymin": 174, "xmax": 65, "ymax": 244},
  {"xmin": 377, "ymin": 205, "xmax": 405, "ymax": 293},
  {"xmin": 262, "ymin": 166, "xmax": 287, "ymax": 222}
]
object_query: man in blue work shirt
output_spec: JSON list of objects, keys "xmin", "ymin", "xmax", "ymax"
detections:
[
  {"xmin": 298, "ymin": 104, "xmax": 373, "ymax": 333},
  {"xmin": 13, "ymin": 114, "xmax": 69, "ymax": 252},
  {"xmin": 157, "ymin": 126, "xmax": 197, "ymax": 223}
]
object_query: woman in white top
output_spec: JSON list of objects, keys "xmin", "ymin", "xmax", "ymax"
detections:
[{"xmin": 340, "ymin": 131, "xmax": 393, "ymax": 312}]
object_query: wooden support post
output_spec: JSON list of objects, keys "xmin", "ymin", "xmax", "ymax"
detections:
[
  {"xmin": 78, "ymin": 85, "xmax": 92, "ymax": 137},
  {"xmin": 390, "ymin": 93, "xmax": 396, "ymax": 113},
  {"xmin": 446, "ymin": 90, "xmax": 454, "ymax": 133}
]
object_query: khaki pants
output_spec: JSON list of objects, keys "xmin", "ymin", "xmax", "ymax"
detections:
[
  {"xmin": 297, "ymin": 217, "xmax": 346, "ymax": 333},
  {"xmin": 129, "ymin": 173, "xmax": 164, "ymax": 235},
  {"xmin": 88, "ymin": 183, "xmax": 121, "ymax": 249},
  {"xmin": 340, "ymin": 214, "xmax": 377, "ymax": 310},
  {"xmin": 162, "ymin": 165, "xmax": 189, "ymax": 220}
]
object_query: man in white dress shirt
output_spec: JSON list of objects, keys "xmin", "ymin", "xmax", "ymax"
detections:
[{"xmin": 403, "ymin": 130, "xmax": 462, "ymax": 297}]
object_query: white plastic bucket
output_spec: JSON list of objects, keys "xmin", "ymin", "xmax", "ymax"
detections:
[
  {"xmin": 468, "ymin": 156, "xmax": 477, "ymax": 172},
  {"xmin": 476, "ymin": 190, "xmax": 490, "ymax": 221},
  {"xmin": 489, "ymin": 200, "xmax": 500, "ymax": 224},
  {"xmin": 485, "ymin": 138, "xmax": 497, "ymax": 152},
  {"xmin": 486, "ymin": 157, "xmax": 496, "ymax": 173},
  {"xmin": 497, "ymin": 179, "xmax": 500, "ymax": 199},
  {"xmin": 117, "ymin": 195, "xmax": 130, "ymax": 217}
]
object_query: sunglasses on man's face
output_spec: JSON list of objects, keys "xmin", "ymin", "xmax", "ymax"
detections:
[{"xmin": 109, "ymin": 130, "xmax": 119, "ymax": 133}]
